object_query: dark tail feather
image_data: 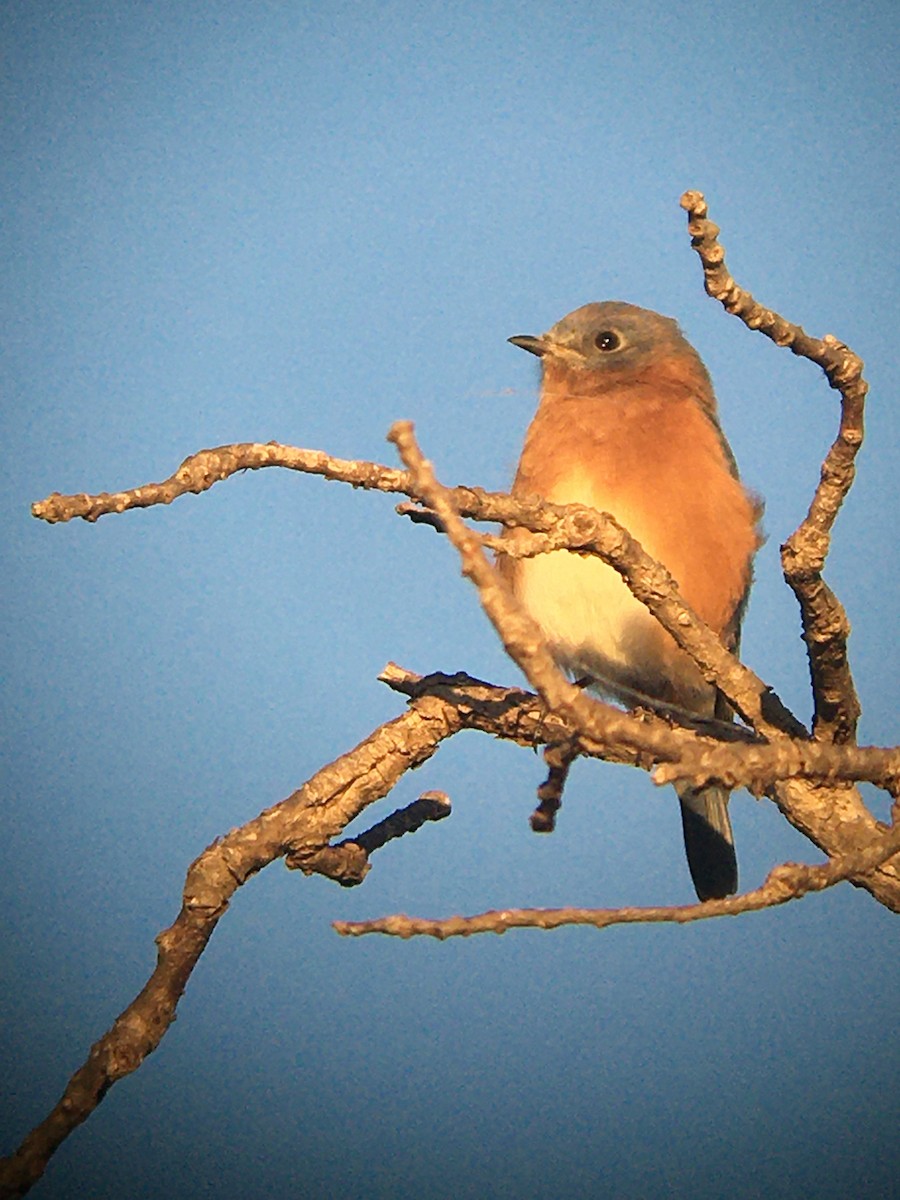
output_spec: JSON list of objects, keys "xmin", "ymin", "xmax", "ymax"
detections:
[{"xmin": 676, "ymin": 784, "xmax": 737, "ymax": 901}]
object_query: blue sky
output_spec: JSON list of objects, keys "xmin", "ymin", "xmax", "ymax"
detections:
[{"xmin": 2, "ymin": 3, "xmax": 898, "ymax": 1197}]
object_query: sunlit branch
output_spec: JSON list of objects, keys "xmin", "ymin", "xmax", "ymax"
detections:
[
  {"xmin": 681, "ymin": 189, "xmax": 865, "ymax": 744},
  {"xmin": 335, "ymin": 822, "xmax": 900, "ymax": 940}
]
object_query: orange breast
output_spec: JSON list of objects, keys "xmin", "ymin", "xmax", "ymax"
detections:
[{"xmin": 500, "ymin": 378, "xmax": 760, "ymax": 709}]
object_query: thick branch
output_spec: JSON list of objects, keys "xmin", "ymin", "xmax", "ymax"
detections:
[
  {"xmin": 0, "ymin": 698, "xmax": 462, "ymax": 1197},
  {"xmin": 652, "ymin": 731, "xmax": 900, "ymax": 794},
  {"xmin": 380, "ymin": 665, "xmax": 899, "ymax": 796}
]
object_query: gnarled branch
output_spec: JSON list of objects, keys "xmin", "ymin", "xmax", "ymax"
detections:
[
  {"xmin": 681, "ymin": 190, "xmax": 864, "ymax": 744},
  {"xmin": 9, "ymin": 191, "xmax": 896, "ymax": 1198}
]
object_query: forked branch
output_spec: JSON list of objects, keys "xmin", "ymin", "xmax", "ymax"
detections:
[{"xmin": 6, "ymin": 192, "xmax": 896, "ymax": 1198}]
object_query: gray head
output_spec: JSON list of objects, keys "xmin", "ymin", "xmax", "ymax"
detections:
[{"xmin": 509, "ymin": 301, "xmax": 705, "ymax": 378}]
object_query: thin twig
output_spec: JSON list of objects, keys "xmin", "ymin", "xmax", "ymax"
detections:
[
  {"xmin": 288, "ymin": 791, "xmax": 452, "ymax": 885},
  {"xmin": 31, "ymin": 443, "xmax": 414, "ymax": 523},
  {"xmin": 335, "ymin": 822, "xmax": 900, "ymax": 940},
  {"xmin": 532, "ymin": 741, "xmax": 578, "ymax": 832},
  {"xmin": 32, "ymin": 441, "xmax": 803, "ymax": 741},
  {"xmin": 680, "ymin": 189, "xmax": 865, "ymax": 744}
]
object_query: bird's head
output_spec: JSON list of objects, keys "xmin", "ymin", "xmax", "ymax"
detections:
[{"xmin": 509, "ymin": 301, "xmax": 711, "ymax": 396}]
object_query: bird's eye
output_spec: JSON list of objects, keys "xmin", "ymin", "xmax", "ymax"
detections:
[{"xmin": 594, "ymin": 330, "xmax": 622, "ymax": 352}]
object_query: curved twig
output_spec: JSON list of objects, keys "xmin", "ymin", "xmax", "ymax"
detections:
[
  {"xmin": 334, "ymin": 820, "xmax": 900, "ymax": 940},
  {"xmin": 680, "ymin": 190, "xmax": 865, "ymax": 743}
]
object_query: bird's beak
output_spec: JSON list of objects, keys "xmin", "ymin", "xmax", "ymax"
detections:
[{"xmin": 508, "ymin": 334, "xmax": 548, "ymax": 357}]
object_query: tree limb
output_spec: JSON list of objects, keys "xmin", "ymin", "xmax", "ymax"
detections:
[
  {"xmin": 0, "ymin": 699, "xmax": 462, "ymax": 1197},
  {"xmin": 11, "ymin": 190, "xmax": 896, "ymax": 1198}
]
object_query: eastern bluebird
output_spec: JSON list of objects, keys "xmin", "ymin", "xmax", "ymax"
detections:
[{"xmin": 500, "ymin": 301, "xmax": 761, "ymax": 900}]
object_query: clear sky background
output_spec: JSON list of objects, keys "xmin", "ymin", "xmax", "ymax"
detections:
[{"xmin": 2, "ymin": 3, "xmax": 898, "ymax": 1198}]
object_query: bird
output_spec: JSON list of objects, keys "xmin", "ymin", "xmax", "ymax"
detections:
[{"xmin": 499, "ymin": 301, "xmax": 762, "ymax": 900}]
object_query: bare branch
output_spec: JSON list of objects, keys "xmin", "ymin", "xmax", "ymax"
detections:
[
  {"xmin": 31, "ymin": 443, "xmax": 415, "ymax": 524},
  {"xmin": 10, "ymin": 189, "xmax": 896, "ymax": 1200},
  {"xmin": 652, "ymin": 737, "xmax": 900, "ymax": 794},
  {"xmin": 399, "ymin": 497, "xmax": 804, "ymax": 740},
  {"xmin": 387, "ymin": 421, "xmax": 716, "ymax": 771},
  {"xmin": 32, "ymin": 438, "xmax": 803, "ymax": 742},
  {"xmin": 0, "ymin": 701, "xmax": 462, "ymax": 1196},
  {"xmin": 378, "ymin": 665, "xmax": 900, "ymax": 797},
  {"xmin": 335, "ymin": 821, "xmax": 900, "ymax": 940},
  {"xmin": 288, "ymin": 791, "xmax": 452, "ymax": 885},
  {"xmin": 680, "ymin": 190, "xmax": 865, "ymax": 743},
  {"xmin": 384, "ymin": 429, "xmax": 900, "ymax": 910},
  {"xmin": 532, "ymin": 740, "xmax": 578, "ymax": 832},
  {"xmin": 485, "ymin": 499, "xmax": 804, "ymax": 740}
]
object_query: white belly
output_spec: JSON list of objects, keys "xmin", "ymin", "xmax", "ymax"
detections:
[
  {"xmin": 517, "ymin": 543, "xmax": 659, "ymax": 689},
  {"xmin": 512, "ymin": 479, "xmax": 710, "ymax": 711}
]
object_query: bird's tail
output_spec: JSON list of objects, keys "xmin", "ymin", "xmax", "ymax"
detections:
[{"xmin": 676, "ymin": 783, "xmax": 737, "ymax": 901}]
